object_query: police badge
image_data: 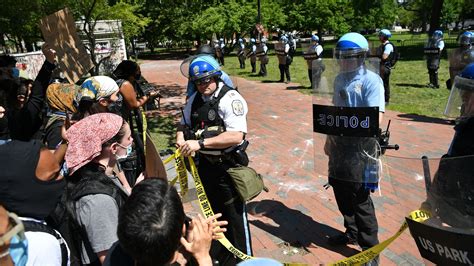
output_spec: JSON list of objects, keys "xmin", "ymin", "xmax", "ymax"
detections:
[{"xmin": 208, "ymin": 109, "xmax": 216, "ymax": 121}]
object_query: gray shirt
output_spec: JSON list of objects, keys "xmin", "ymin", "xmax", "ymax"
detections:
[{"xmin": 75, "ymin": 175, "xmax": 125, "ymax": 264}]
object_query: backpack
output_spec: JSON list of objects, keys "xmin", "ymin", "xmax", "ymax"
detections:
[
  {"xmin": 47, "ymin": 165, "xmax": 127, "ymax": 266},
  {"xmin": 384, "ymin": 42, "xmax": 399, "ymax": 67}
]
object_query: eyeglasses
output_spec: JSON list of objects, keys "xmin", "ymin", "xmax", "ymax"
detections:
[
  {"xmin": 195, "ymin": 77, "xmax": 212, "ymax": 86},
  {"xmin": 0, "ymin": 212, "xmax": 26, "ymax": 246}
]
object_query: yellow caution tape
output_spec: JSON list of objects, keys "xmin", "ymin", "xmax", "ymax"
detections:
[
  {"xmin": 329, "ymin": 209, "xmax": 431, "ymax": 266},
  {"xmin": 164, "ymin": 150, "xmax": 430, "ymax": 265},
  {"xmin": 175, "ymin": 151, "xmax": 188, "ymax": 197},
  {"xmin": 140, "ymin": 107, "xmax": 147, "ymax": 154}
]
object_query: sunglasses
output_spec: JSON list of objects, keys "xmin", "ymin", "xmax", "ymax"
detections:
[
  {"xmin": 194, "ymin": 77, "xmax": 213, "ymax": 86},
  {"xmin": 0, "ymin": 212, "xmax": 26, "ymax": 246}
]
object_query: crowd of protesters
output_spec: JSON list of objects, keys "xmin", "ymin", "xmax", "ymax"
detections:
[{"xmin": 0, "ymin": 44, "xmax": 231, "ymax": 266}]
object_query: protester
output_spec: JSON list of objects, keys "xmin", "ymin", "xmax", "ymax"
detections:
[
  {"xmin": 43, "ymin": 82, "xmax": 79, "ymax": 150},
  {"xmin": 72, "ymin": 76, "xmax": 120, "ymax": 120},
  {"xmin": 0, "ymin": 44, "xmax": 56, "ymax": 143},
  {"xmin": 64, "ymin": 113, "xmax": 130, "ymax": 265},
  {"xmin": 104, "ymin": 178, "xmax": 227, "ymax": 266},
  {"xmin": 0, "ymin": 136, "xmax": 69, "ymax": 265},
  {"xmin": 177, "ymin": 55, "xmax": 252, "ymax": 265}
]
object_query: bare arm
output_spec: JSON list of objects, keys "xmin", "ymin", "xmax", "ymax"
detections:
[
  {"xmin": 178, "ymin": 131, "xmax": 244, "ymax": 157},
  {"xmin": 120, "ymin": 82, "xmax": 149, "ymax": 109}
]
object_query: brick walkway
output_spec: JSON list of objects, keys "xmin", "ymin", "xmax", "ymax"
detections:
[{"xmin": 141, "ymin": 60, "xmax": 453, "ymax": 265}]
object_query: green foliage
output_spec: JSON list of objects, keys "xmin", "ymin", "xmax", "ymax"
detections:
[{"xmin": 108, "ymin": 2, "xmax": 150, "ymax": 41}]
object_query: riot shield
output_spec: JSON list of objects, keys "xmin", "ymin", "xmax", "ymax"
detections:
[
  {"xmin": 301, "ymin": 43, "xmax": 318, "ymax": 68},
  {"xmin": 313, "ymin": 54, "xmax": 385, "ymax": 186},
  {"xmin": 385, "ymin": 155, "xmax": 474, "ymax": 265},
  {"xmin": 444, "ymin": 74, "xmax": 474, "ymax": 118},
  {"xmin": 215, "ymin": 46, "xmax": 223, "ymax": 58},
  {"xmin": 275, "ymin": 43, "xmax": 287, "ymax": 65},
  {"xmin": 448, "ymin": 47, "xmax": 474, "ymax": 83},
  {"xmin": 256, "ymin": 44, "xmax": 269, "ymax": 64}
]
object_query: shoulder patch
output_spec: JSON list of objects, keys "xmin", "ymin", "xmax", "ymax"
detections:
[{"xmin": 232, "ymin": 100, "xmax": 244, "ymax": 116}]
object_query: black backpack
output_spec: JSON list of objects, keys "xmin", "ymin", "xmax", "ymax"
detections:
[{"xmin": 384, "ymin": 42, "xmax": 399, "ymax": 67}]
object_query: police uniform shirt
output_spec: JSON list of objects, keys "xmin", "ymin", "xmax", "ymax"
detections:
[
  {"xmin": 263, "ymin": 44, "xmax": 268, "ymax": 54},
  {"xmin": 182, "ymin": 82, "xmax": 248, "ymax": 133},
  {"xmin": 240, "ymin": 43, "xmax": 245, "ymax": 50},
  {"xmin": 333, "ymin": 67, "xmax": 385, "ymax": 112},
  {"xmin": 437, "ymin": 39, "xmax": 445, "ymax": 51},
  {"xmin": 285, "ymin": 43, "xmax": 290, "ymax": 54},
  {"xmin": 251, "ymin": 44, "xmax": 256, "ymax": 54},
  {"xmin": 382, "ymin": 41, "xmax": 393, "ymax": 57},
  {"xmin": 312, "ymin": 44, "xmax": 323, "ymax": 60}
]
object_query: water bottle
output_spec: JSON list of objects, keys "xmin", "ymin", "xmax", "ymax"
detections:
[{"xmin": 364, "ymin": 160, "xmax": 379, "ymax": 191}]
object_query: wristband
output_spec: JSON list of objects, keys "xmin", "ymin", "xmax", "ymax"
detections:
[{"xmin": 198, "ymin": 139, "xmax": 205, "ymax": 149}]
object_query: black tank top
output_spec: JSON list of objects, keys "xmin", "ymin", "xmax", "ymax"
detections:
[{"xmin": 0, "ymin": 140, "xmax": 65, "ymax": 219}]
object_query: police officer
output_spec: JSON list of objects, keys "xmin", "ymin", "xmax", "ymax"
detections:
[
  {"xmin": 177, "ymin": 55, "xmax": 252, "ymax": 265},
  {"xmin": 219, "ymin": 38, "xmax": 225, "ymax": 66},
  {"xmin": 325, "ymin": 32, "xmax": 384, "ymax": 266},
  {"xmin": 305, "ymin": 34, "xmax": 324, "ymax": 88},
  {"xmin": 425, "ymin": 30, "xmax": 445, "ymax": 88},
  {"xmin": 278, "ymin": 36, "xmax": 291, "ymax": 83},
  {"xmin": 258, "ymin": 37, "xmax": 269, "ymax": 77},
  {"xmin": 237, "ymin": 38, "xmax": 246, "ymax": 69},
  {"xmin": 377, "ymin": 29, "xmax": 395, "ymax": 104},
  {"xmin": 249, "ymin": 38, "xmax": 257, "ymax": 73},
  {"xmin": 214, "ymin": 39, "xmax": 224, "ymax": 66},
  {"xmin": 428, "ymin": 63, "xmax": 474, "ymax": 228},
  {"xmin": 447, "ymin": 31, "xmax": 474, "ymax": 89}
]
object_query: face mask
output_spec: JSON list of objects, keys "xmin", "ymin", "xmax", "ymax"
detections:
[
  {"xmin": 9, "ymin": 235, "xmax": 28, "ymax": 266},
  {"xmin": 0, "ymin": 212, "xmax": 28, "ymax": 266},
  {"xmin": 116, "ymin": 143, "xmax": 132, "ymax": 160}
]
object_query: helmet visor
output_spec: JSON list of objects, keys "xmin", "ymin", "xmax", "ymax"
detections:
[
  {"xmin": 180, "ymin": 56, "xmax": 197, "ymax": 78},
  {"xmin": 444, "ymin": 75, "xmax": 474, "ymax": 118}
]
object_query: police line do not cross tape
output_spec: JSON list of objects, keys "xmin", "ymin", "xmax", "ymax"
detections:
[{"xmin": 164, "ymin": 150, "xmax": 431, "ymax": 265}]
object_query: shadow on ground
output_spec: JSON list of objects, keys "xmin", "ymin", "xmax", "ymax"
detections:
[
  {"xmin": 397, "ymin": 113, "xmax": 453, "ymax": 125},
  {"xmin": 248, "ymin": 200, "xmax": 359, "ymax": 258},
  {"xmin": 286, "ymin": 86, "xmax": 307, "ymax": 90},
  {"xmin": 395, "ymin": 83, "xmax": 428, "ymax": 89}
]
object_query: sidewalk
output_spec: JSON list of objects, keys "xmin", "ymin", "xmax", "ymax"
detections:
[{"xmin": 141, "ymin": 60, "xmax": 453, "ymax": 265}]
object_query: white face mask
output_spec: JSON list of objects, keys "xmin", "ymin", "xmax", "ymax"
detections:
[{"xmin": 116, "ymin": 143, "xmax": 132, "ymax": 160}]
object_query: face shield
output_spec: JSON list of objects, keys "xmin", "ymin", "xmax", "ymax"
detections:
[
  {"xmin": 334, "ymin": 48, "xmax": 371, "ymax": 73},
  {"xmin": 444, "ymin": 75, "xmax": 474, "ymax": 118}
]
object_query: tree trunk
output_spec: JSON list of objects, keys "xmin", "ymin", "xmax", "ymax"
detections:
[{"xmin": 429, "ymin": 0, "xmax": 444, "ymax": 35}]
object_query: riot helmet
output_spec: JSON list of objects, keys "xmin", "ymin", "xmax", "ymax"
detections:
[
  {"xmin": 280, "ymin": 35, "xmax": 288, "ymax": 43},
  {"xmin": 459, "ymin": 31, "xmax": 473, "ymax": 47},
  {"xmin": 197, "ymin": 44, "xmax": 216, "ymax": 55},
  {"xmin": 261, "ymin": 37, "xmax": 267, "ymax": 43},
  {"xmin": 432, "ymin": 30, "xmax": 443, "ymax": 40},
  {"xmin": 311, "ymin": 34, "xmax": 319, "ymax": 43},
  {"xmin": 188, "ymin": 55, "xmax": 222, "ymax": 82},
  {"xmin": 379, "ymin": 29, "xmax": 391, "ymax": 39},
  {"xmin": 444, "ymin": 63, "xmax": 474, "ymax": 118},
  {"xmin": 238, "ymin": 38, "xmax": 244, "ymax": 43},
  {"xmin": 250, "ymin": 38, "xmax": 256, "ymax": 43},
  {"xmin": 334, "ymin": 32, "xmax": 369, "ymax": 73}
]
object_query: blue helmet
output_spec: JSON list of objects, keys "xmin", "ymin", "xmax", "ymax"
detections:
[
  {"xmin": 238, "ymin": 38, "xmax": 244, "ymax": 43},
  {"xmin": 280, "ymin": 35, "xmax": 288, "ymax": 43},
  {"xmin": 460, "ymin": 63, "xmax": 474, "ymax": 80},
  {"xmin": 311, "ymin": 34, "xmax": 319, "ymax": 42},
  {"xmin": 335, "ymin": 32, "xmax": 369, "ymax": 56},
  {"xmin": 219, "ymin": 38, "xmax": 224, "ymax": 42},
  {"xmin": 188, "ymin": 55, "xmax": 222, "ymax": 82},
  {"xmin": 379, "ymin": 29, "xmax": 391, "ymax": 39},
  {"xmin": 433, "ymin": 30, "xmax": 443, "ymax": 39},
  {"xmin": 250, "ymin": 38, "xmax": 256, "ymax": 43},
  {"xmin": 460, "ymin": 31, "xmax": 473, "ymax": 46}
]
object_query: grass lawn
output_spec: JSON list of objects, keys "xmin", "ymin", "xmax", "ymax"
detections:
[{"xmin": 222, "ymin": 53, "xmax": 451, "ymax": 118}]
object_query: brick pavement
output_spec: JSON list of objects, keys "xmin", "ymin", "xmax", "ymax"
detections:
[{"xmin": 141, "ymin": 60, "xmax": 454, "ymax": 265}]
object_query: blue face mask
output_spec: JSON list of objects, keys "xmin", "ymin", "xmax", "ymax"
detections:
[
  {"xmin": 116, "ymin": 143, "xmax": 133, "ymax": 160},
  {"xmin": 9, "ymin": 235, "xmax": 28, "ymax": 266}
]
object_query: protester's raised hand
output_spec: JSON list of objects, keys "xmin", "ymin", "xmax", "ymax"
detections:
[
  {"xmin": 205, "ymin": 213, "xmax": 228, "ymax": 240},
  {"xmin": 42, "ymin": 43, "xmax": 57, "ymax": 64}
]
